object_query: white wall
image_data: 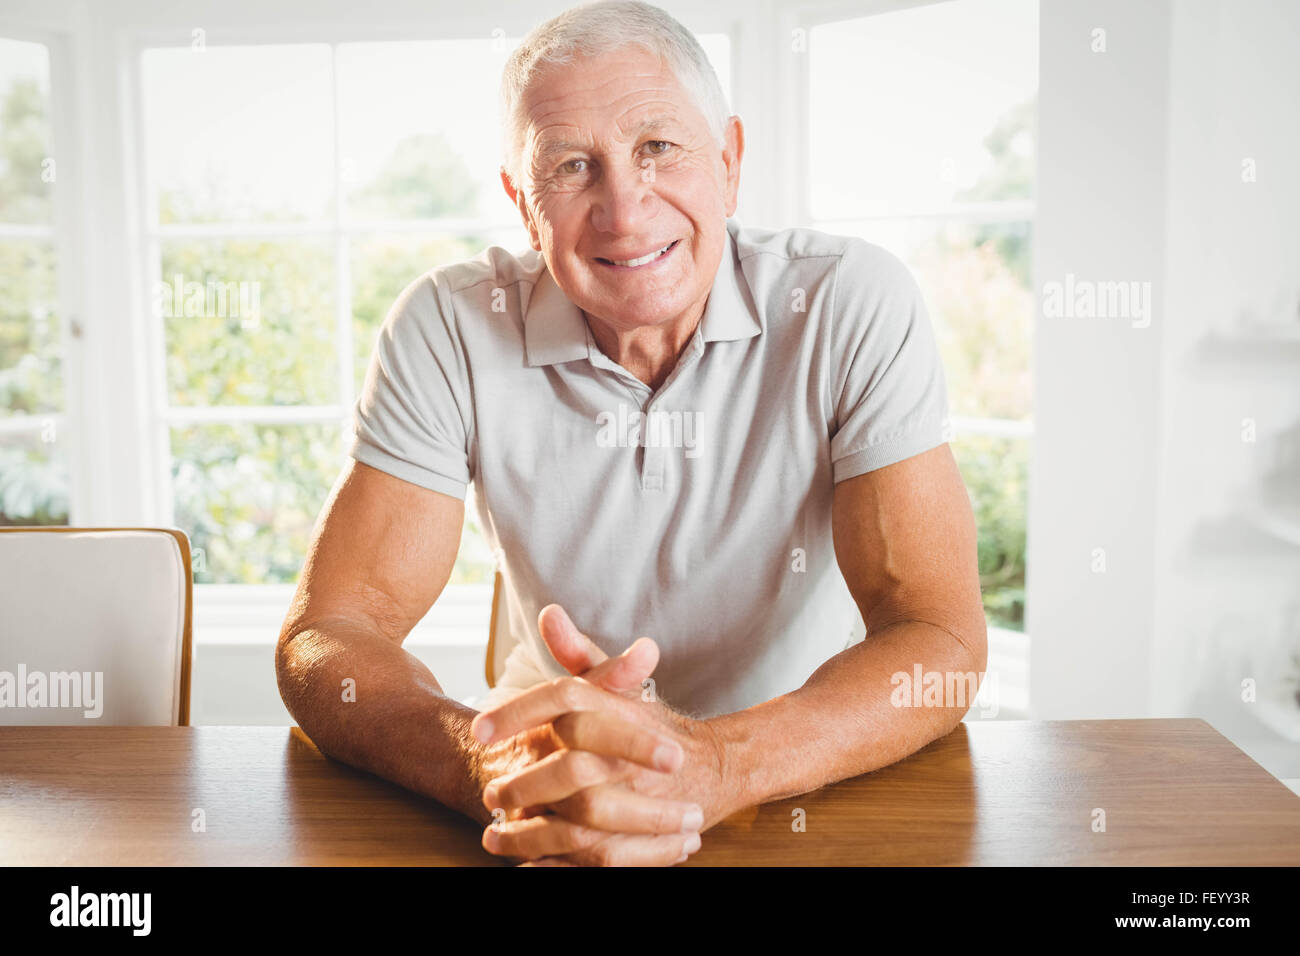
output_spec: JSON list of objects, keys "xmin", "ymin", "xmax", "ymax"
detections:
[
  {"xmin": 1031, "ymin": 0, "xmax": 1300, "ymax": 783},
  {"xmin": 1151, "ymin": 0, "xmax": 1300, "ymax": 777},
  {"xmin": 1029, "ymin": 0, "xmax": 1171, "ymax": 718}
]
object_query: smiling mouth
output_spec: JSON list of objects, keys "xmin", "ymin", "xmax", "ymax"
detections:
[{"xmin": 595, "ymin": 239, "xmax": 680, "ymax": 268}]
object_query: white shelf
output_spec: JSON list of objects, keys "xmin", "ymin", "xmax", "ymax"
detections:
[{"xmin": 1192, "ymin": 330, "xmax": 1300, "ymax": 375}]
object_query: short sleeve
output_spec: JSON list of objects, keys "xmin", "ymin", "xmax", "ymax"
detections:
[
  {"xmin": 348, "ymin": 272, "xmax": 473, "ymax": 499},
  {"xmin": 828, "ymin": 239, "xmax": 950, "ymax": 482}
]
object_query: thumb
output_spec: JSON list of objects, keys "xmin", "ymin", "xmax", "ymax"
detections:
[
  {"xmin": 583, "ymin": 636, "xmax": 660, "ymax": 695},
  {"xmin": 537, "ymin": 605, "xmax": 660, "ymax": 695},
  {"xmin": 538, "ymin": 604, "xmax": 608, "ymax": 675}
]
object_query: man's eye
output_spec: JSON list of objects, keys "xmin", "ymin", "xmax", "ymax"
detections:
[
  {"xmin": 559, "ymin": 158, "xmax": 588, "ymax": 174},
  {"xmin": 645, "ymin": 140, "xmax": 672, "ymax": 155}
]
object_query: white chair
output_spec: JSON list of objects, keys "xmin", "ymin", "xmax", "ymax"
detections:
[{"xmin": 0, "ymin": 527, "xmax": 193, "ymax": 725}]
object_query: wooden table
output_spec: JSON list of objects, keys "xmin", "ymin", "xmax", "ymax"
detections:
[{"xmin": 2, "ymin": 718, "xmax": 1298, "ymax": 865}]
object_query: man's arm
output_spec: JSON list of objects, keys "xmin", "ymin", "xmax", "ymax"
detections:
[
  {"xmin": 709, "ymin": 442, "xmax": 987, "ymax": 808},
  {"xmin": 276, "ymin": 459, "xmax": 699, "ymax": 851},
  {"xmin": 275, "ymin": 459, "xmax": 499, "ymax": 822}
]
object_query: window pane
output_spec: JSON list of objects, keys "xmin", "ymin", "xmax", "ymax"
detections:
[
  {"xmin": 454, "ymin": 490, "xmax": 496, "ymax": 586},
  {"xmin": 0, "ymin": 425, "xmax": 70, "ymax": 526},
  {"xmin": 0, "ymin": 238, "xmax": 61, "ymax": 416},
  {"xmin": 350, "ymin": 234, "xmax": 503, "ymax": 392},
  {"xmin": 828, "ymin": 219, "xmax": 1032, "ymax": 422},
  {"xmin": 171, "ymin": 423, "xmax": 342, "ymax": 584},
  {"xmin": 337, "ymin": 40, "xmax": 520, "ymax": 223},
  {"xmin": 696, "ymin": 33, "xmax": 732, "ymax": 111},
  {"xmin": 158, "ymin": 238, "xmax": 337, "ymax": 406},
  {"xmin": 141, "ymin": 45, "xmax": 334, "ymax": 223},
  {"xmin": 0, "ymin": 38, "xmax": 54, "ymax": 224},
  {"xmin": 809, "ymin": 0, "xmax": 1037, "ymax": 218},
  {"xmin": 953, "ymin": 434, "xmax": 1028, "ymax": 631}
]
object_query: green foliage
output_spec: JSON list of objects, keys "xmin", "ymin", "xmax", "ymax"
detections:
[
  {"xmin": 0, "ymin": 240, "xmax": 60, "ymax": 415},
  {"xmin": 0, "ymin": 436, "xmax": 68, "ymax": 526},
  {"xmin": 159, "ymin": 239, "xmax": 336, "ymax": 406},
  {"xmin": 157, "ymin": 144, "xmax": 494, "ymax": 583},
  {"xmin": 902, "ymin": 227, "xmax": 1031, "ymax": 629},
  {"xmin": 916, "ymin": 224, "xmax": 1033, "ymax": 423},
  {"xmin": 953, "ymin": 435, "xmax": 1028, "ymax": 631},
  {"xmin": 173, "ymin": 423, "xmax": 341, "ymax": 583},
  {"xmin": 0, "ymin": 76, "xmax": 52, "ymax": 223},
  {"xmin": 0, "ymin": 67, "xmax": 67, "ymax": 526},
  {"xmin": 350, "ymin": 235, "xmax": 487, "ymax": 392},
  {"xmin": 348, "ymin": 132, "xmax": 482, "ymax": 220}
]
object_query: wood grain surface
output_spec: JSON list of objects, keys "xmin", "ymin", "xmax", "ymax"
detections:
[{"xmin": 2, "ymin": 719, "xmax": 1297, "ymax": 865}]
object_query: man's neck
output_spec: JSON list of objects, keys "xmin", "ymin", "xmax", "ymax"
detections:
[{"xmin": 584, "ymin": 299, "xmax": 707, "ymax": 392}]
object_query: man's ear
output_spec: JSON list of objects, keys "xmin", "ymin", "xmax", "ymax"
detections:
[
  {"xmin": 500, "ymin": 167, "xmax": 542, "ymax": 252},
  {"xmin": 721, "ymin": 115, "xmax": 745, "ymax": 218}
]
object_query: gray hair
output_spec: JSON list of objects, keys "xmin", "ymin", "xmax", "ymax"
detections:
[{"xmin": 499, "ymin": 0, "xmax": 730, "ymax": 186}]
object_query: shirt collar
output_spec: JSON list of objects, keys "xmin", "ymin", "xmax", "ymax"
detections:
[
  {"xmin": 523, "ymin": 218, "xmax": 759, "ymax": 369},
  {"xmin": 522, "ymin": 265, "xmax": 589, "ymax": 368}
]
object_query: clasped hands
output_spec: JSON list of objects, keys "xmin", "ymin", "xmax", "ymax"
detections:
[{"xmin": 470, "ymin": 604, "xmax": 731, "ymax": 866}]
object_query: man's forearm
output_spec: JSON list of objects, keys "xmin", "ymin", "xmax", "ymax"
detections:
[
  {"xmin": 707, "ymin": 619, "xmax": 987, "ymax": 814},
  {"xmin": 275, "ymin": 620, "xmax": 491, "ymax": 824}
]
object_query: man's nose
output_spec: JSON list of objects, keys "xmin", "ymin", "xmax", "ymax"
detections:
[{"xmin": 589, "ymin": 159, "xmax": 658, "ymax": 235}]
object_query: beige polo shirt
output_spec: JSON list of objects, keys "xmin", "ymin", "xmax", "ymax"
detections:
[{"xmin": 349, "ymin": 216, "xmax": 950, "ymax": 718}]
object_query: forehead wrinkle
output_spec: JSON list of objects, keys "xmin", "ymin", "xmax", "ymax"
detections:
[
  {"xmin": 617, "ymin": 112, "xmax": 685, "ymax": 139},
  {"xmin": 530, "ymin": 100, "xmax": 691, "ymax": 167},
  {"xmin": 524, "ymin": 57, "xmax": 695, "ymax": 164}
]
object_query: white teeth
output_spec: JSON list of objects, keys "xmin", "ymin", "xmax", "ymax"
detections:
[{"xmin": 609, "ymin": 242, "xmax": 672, "ymax": 267}]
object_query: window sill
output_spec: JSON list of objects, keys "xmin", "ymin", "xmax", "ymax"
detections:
[
  {"xmin": 191, "ymin": 584, "xmax": 1032, "ymax": 714},
  {"xmin": 192, "ymin": 582, "xmax": 493, "ymax": 647}
]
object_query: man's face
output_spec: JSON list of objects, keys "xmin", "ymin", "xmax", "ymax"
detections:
[{"xmin": 504, "ymin": 45, "xmax": 743, "ymax": 333}]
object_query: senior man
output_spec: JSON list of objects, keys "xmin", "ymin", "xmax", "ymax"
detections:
[{"xmin": 276, "ymin": 0, "xmax": 986, "ymax": 867}]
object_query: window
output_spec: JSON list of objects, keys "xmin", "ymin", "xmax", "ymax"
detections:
[
  {"xmin": 138, "ymin": 39, "xmax": 525, "ymax": 591},
  {"xmin": 0, "ymin": 36, "xmax": 69, "ymax": 527},
  {"xmin": 137, "ymin": 31, "xmax": 731, "ymax": 628},
  {"xmin": 805, "ymin": 0, "xmax": 1037, "ymax": 633}
]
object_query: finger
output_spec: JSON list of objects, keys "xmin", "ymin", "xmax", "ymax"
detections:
[
  {"xmin": 485, "ymin": 750, "xmax": 695, "ymax": 826},
  {"xmin": 517, "ymin": 857, "xmax": 579, "ymax": 867},
  {"xmin": 538, "ymin": 604, "xmax": 608, "ymax": 675},
  {"xmin": 549, "ymin": 783, "xmax": 705, "ymax": 835},
  {"xmin": 551, "ymin": 709, "xmax": 683, "ymax": 772},
  {"xmin": 538, "ymin": 605, "xmax": 659, "ymax": 696},
  {"xmin": 483, "ymin": 814, "xmax": 606, "ymax": 860},
  {"xmin": 561, "ymin": 831, "xmax": 703, "ymax": 867},
  {"xmin": 485, "ymin": 748, "xmax": 629, "ymax": 810},
  {"xmin": 472, "ymin": 675, "xmax": 644, "ymax": 745}
]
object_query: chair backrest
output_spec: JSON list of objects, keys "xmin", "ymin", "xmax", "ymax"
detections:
[
  {"xmin": 0, "ymin": 527, "xmax": 193, "ymax": 726},
  {"xmin": 485, "ymin": 570, "xmax": 516, "ymax": 689}
]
